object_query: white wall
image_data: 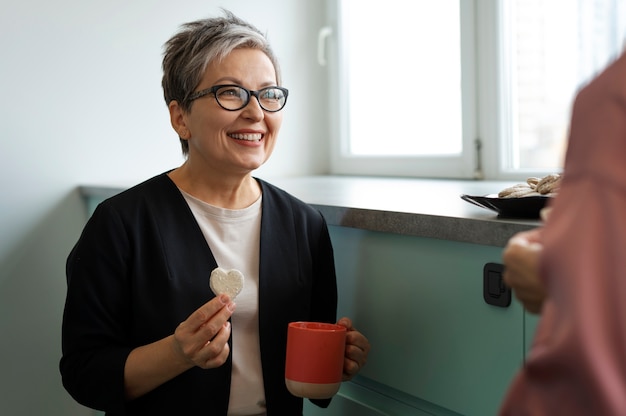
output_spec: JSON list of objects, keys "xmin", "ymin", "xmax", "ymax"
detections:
[{"xmin": 0, "ymin": 1, "xmax": 329, "ymax": 414}]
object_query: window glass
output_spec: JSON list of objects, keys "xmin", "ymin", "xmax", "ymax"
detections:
[
  {"xmin": 502, "ymin": 0, "xmax": 626, "ymax": 172},
  {"xmin": 344, "ymin": 0, "xmax": 462, "ymax": 156}
]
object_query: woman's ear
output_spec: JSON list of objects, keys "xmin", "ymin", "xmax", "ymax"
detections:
[{"xmin": 168, "ymin": 100, "xmax": 190, "ymax": 139}]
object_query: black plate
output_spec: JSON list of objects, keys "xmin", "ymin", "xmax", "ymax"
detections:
[{"xmin": 460, "ymin": 194, "xmax": 550, "ymax": 219}]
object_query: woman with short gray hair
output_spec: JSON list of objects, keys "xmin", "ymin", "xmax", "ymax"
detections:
[{"xmin": 60, "ymin": 9, "xmax": 370, "ymax": 415}]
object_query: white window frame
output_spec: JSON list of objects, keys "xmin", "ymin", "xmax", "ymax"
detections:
[
  {"xmin": 326, "ymin": 0, "xmax": 480, "ymax": 179},
  {"xmin": 325, "ymin": 0, "xmax": 626, "ymax": 180}
]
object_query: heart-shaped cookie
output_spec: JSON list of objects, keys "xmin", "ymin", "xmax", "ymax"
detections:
[{"xmin": 209, "ymin": 267, "xmax": 244, "ymax": 300}]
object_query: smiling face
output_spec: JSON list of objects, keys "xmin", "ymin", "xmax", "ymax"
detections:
[{"xmin": 170, "ymin": 48, "xmax": 284, "ymax": 177}]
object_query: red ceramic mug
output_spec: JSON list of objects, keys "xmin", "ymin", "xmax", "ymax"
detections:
[{"xmin": 285, "ymin": 321, "xmax": 347, "ymax": 399}]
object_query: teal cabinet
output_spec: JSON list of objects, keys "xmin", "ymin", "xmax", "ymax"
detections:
[{"xmin": 304, "ymin": 226, "xmax": 531, "ymax": 416}]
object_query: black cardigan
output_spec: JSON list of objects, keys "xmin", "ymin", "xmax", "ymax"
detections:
[{"xmin": 60, "ymin": 172, "xmax": 338, "ymax": 415}]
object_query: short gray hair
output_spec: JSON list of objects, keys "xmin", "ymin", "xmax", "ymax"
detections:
[{"xmin": 161, "ymin": 9, "xmax": 282, "ymax": 154}]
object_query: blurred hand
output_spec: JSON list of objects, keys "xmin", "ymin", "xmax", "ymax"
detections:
[
  {"xmin": 337, "ymin": 317, "xmax": 371, "ymax": 381},
  {"xmin": 502, "ymin": 229, "xmax": 546, "ymax": 314}
]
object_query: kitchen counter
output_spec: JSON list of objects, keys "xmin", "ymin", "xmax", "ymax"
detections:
[{"xmin": 80, "ymin": 175, "xmax": 542, "ymax": 247}]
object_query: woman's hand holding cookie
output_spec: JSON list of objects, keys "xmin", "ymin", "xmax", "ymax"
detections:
[{"xmin": 173, "ymin": 294, "xmax": 236, "ymax": 369}]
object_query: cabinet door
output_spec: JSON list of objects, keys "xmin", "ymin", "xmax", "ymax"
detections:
[
  {"xmin": 324, "ymin": 226, "xmax": 525, "ymax": 416},
  {"xmin": 304, "ymin": 377, "xmax": 464, "ymax": 416}
]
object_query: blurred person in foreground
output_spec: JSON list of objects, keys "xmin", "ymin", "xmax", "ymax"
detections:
[
  {"xmin": 60, "ymin": 10, "xmax": 370, "ymax": 415},
  {"xmin": 499, "ymin": 49, "xmax": 626, "ymax": 415}
]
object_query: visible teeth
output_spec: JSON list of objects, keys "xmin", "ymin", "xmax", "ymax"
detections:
[{"xmin": 229, "ymin": 133, "xmax": 262, "ymax": 141}]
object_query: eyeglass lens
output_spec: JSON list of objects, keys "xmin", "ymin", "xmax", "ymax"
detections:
[{"xmin": 215, "ymin": 86, "xmax": 287, "ymax": 111}]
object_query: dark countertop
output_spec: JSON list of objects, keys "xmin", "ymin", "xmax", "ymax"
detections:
[{"xmin": 80, "ymin": 175, "xmax": 543, "ymax": 248}]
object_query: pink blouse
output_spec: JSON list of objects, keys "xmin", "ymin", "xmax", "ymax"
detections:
[{"xmin": 500, "ymin": 51, "xmax": 626, "ymax": 415}]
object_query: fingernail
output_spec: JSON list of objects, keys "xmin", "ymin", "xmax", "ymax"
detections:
[
  {"xmin": 219, "ymin": 294, "xmax": 230, "ymax": 304},
  {"xmin": 227, "ymin": 302, "xmax": 236, "ymax": 312},
  {"xmin": 510, "ymin": 236, "xmax": 529, "ymax": 246}
]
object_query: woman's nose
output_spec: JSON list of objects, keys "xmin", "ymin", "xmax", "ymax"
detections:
[{"xmin": 241, "ymin": 95, "xmax": 264, "ymax": 121}]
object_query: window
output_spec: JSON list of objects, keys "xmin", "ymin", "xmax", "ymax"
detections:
[
  {"xmin": 345, "ymin": 1, "xmax": 462, "ymax": 157},
  {"xmin": 499, "ymin": 0, "xmax": 626, "ymax": 176},
  {"xmin": 326, "ymin": 0, "xmax": 626, "ymax": 179}
]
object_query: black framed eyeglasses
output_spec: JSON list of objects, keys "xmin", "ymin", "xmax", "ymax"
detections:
[{"xmin": 188, "ymin": 84, "xmax": 289, "ymax": 112}]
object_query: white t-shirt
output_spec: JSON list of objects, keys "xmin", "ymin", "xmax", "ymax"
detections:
[{"xmin": 181, "ymin": 190, "xmax": 266, "ymax": 415}]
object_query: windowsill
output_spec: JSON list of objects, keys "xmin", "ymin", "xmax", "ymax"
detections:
[{"xmin": 80, "ymin": 175, "xmax": 541, "ymax": 248}]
